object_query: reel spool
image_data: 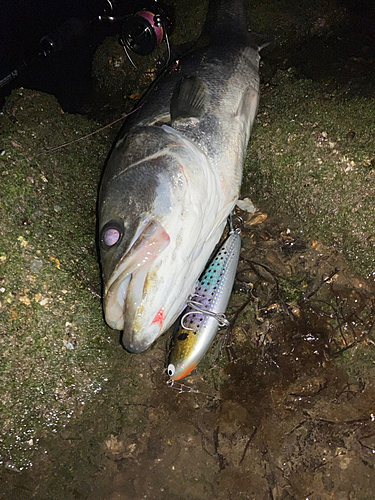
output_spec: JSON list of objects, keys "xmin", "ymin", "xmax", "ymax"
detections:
[{"xmin": 120, "ymin": 1, "xmax": 174, "ymax": 56}]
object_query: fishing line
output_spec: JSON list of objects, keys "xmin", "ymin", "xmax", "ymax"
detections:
[
  {"xmin": 167, "ymin": 379, "xmax": 200, "ymax": 393},
  {"xmin": 25, "ymin": 33, "xmax": 173, "ymax": 162},
  {"xmin": 122, "ymin": 30, "xmax": 171, "ymax": 73},
  {"xmin": 24, "ymin": 100, "xmax": 146, "ymax": 161},
  {"xmin": 167, "ymin": 379, "xmax": 221, "ymax": 400},
  {"xmin": 123, "ymin": 44, "xmax": 138, "ymax": 70}
]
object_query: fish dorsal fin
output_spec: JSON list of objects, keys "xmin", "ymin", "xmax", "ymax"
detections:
[{"xmin": 170, "ymin": 76, "xmax": 206, "ymax": 125}]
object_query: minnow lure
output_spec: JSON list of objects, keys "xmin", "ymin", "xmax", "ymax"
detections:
[{"xmin": 167, "ymin": 229, "xmax": 241, "ymax": 381}]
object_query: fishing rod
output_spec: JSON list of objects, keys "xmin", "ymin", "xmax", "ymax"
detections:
[{"xmin": 0, "ymin": 0, "xmax": 175, "ymax": 91}]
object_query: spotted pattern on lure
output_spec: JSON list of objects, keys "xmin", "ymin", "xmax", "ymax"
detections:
[{"xmin": 167, "ymin": 229, "xmax": 241, "ymax": 381}]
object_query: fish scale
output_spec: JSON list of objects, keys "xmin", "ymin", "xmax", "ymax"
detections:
[
  {"xmin": 98, "ymin": 0, "xmax": 260, "ymax": 354},
  {"xmin": 168, "ymin": 230, "xmax": 241, "ymax": 381}
]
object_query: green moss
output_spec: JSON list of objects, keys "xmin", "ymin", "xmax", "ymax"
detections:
[
  {"xmin": 245, "ymin": 71, "xmax": 375, "ymax": 278},
  {"xmin": 0, "ymin": 88, "xmax": 119, "ymax": 468},
  {"xmin": 336, "ymin": 344, "xmax": 375, "ymax": 383},
  {"xmin": 246, "ymin": 0, "xmax": 348, "ymax": 38},
  {"xmin": 170, "ymin": 0, "xmax": 208, "ymax": 43}
]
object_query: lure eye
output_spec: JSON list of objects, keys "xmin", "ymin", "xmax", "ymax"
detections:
[
  {"xmin": 101, "ymin": 221, "xmax": 123, "ymax": 249},
  {"xmin": 167, "ymin": 364, "xmax": 175, "ymax": 377}
]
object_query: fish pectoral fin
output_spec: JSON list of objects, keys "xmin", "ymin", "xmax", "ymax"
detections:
[
  {"xmin": 236, "ymin": 85, "xmax": 259, "ymax": 121},
  {"xmin": 170, "ymin": 76, "xmax": 206, "ymax": 125}
]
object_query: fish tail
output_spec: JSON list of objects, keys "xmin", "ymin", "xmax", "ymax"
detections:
[{"xmin": 202, "ymin": 0, "xmax": 249, "ymax": 42}]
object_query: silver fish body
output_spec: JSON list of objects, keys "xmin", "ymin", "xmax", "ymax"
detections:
[
  {"xmin": 98, "ymin": 0, "xmax": 260, "ymax": 353},
  {"xmin": 168, "ymin": 230, "xmax": 241, "ymax": 381}
]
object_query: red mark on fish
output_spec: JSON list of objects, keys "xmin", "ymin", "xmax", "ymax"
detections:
[{"xmin": 151, "ymin": 307, "xmax": 165, "ymax": 327}]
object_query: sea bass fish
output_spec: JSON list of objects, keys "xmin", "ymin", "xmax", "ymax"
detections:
[
  {"xmin": 98, "ymin": 0, "xmax": 260, "ymax": 353},
  {"xmin": 168, "ymin": 229, "xmax": 241, "ymax": 381}
]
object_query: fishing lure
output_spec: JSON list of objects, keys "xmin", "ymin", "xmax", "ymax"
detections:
[{"xmin": 167, "ymin": 228, "xmax": 241, "ymax": 381}]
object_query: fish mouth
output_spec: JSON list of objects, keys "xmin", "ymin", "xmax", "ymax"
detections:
[{"xmin": 103, "ymin": 219, "xmax": 170, "ymax": 353}]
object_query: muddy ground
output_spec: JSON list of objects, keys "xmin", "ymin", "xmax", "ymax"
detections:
[
  {"xmin": 1, "ymin": 0, "xmax": 375, "ymax": 499},
  {"xmin": 4, "ymin": 211, "xmax": 375, "ymax": 500}
]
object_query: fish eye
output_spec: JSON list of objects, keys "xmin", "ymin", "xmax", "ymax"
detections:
[
  {"xmin": 167, "ymin": 364, "xmax": 175, "ymax": 377},
  {"xmin": 101, "ymin": 221, "xmax": 123, "ymax": 249}
]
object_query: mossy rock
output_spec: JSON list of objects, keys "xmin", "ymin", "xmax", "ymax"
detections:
[{"xmin": 245, "ymin": 70, "xmax": 375, "ymax": 278}]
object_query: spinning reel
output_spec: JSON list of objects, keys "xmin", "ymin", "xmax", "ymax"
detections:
[{"xmin": 120, "ymin": 1, "xmax": 174, "ymax": 56}]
